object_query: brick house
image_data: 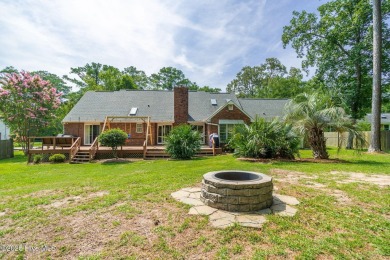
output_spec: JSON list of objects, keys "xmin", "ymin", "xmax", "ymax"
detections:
[{"xmin": 62, "ymin": 87, "xmax": 289, "ymax": 146}]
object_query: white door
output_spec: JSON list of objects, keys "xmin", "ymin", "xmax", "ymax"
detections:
[
  {"xmin": 84, "ymin": 125, "xmax": 100, "ymax": 145},
  {"xmin": 157, "ymin": 125, "xmax": 172, "ymax": 144}
]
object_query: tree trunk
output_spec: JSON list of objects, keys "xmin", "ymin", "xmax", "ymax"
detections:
[
  {"xmin": 347, "ymin": 26, "xmax": 363, "ymax": 150},
  {"xmin": 309, "ymin": 128, "xmax": 329, "ymax": 159},
  {"xmin": 369, "ymin": 0, "xmax": 382, "ymax": 152},
  {"xmin": 346, "ymin": 129, "xmax": 355, "ymax": 150}
]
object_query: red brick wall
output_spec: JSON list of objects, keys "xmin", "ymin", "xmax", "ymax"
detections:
[
  {"xmin": 63, "ymin": 123, "xmax": 84, "ymax": 143},
  {"xmin": 64, "ymin": 122, "xmax": 158, "ymax": 146},
  {"xmin": 210, "ymin": 105, "xmax": 251, "ymax": 125},
  {"xmin": 206, "ymin": 104, "xmax": 251, "ymax": 145},
  {"xmin": 174, "ymin": 86, "xmax": 188, "ymax": 126},
  {"xmin": 109, "ymin": 122, "xmax": 150, "ymax": 146}
]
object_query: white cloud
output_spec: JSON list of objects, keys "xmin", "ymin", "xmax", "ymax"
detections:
[{"xmin": 0, "ymin": 0, "xmax": 323, "ymax": 90}]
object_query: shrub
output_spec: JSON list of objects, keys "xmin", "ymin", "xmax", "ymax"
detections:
[
  {"xmin": 33, "ymin": 154, "xmax": 43, "ymax": 164},
  {"xmin": 98, "ymin": 128, "xmax": 128, "ymax": 158},
  {"xmin": 165, "ymin": 124, "xmax": 201, "ymax": 159},
  {"xmin": 229, "ymin": 118, "xmax": 300, "ymax": 159},
  {"xmin": 49, "ymin": 153, "xmax": 66, "ymax": 163}
]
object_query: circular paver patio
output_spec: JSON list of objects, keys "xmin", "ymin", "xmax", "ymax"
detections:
[{"xmin": 171, "ymin": 187, "xmax": 299, "ymax": 228}]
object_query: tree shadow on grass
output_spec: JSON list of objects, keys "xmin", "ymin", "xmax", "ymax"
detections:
[
  {"xmin": 99, "ymin": 158, "xmax": 135, "ymax": 165},
  {"xmin": 352, "ymin": 160, "xmax": 390, "ymax": 166}
]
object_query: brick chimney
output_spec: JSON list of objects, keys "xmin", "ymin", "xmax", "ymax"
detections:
[{"xmin": 173, "ymin": 86, "xmax": 189, "ymax": 126}]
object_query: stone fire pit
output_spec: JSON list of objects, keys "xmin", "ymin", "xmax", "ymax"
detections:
[{"xmin": 200, "ymin": 170, "xmax": 273, "ymax": 212}]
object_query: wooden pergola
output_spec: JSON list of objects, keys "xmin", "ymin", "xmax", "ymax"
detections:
[{"xmin": 102, "ymin": 116, "xmax": 153, "ymax": 146}]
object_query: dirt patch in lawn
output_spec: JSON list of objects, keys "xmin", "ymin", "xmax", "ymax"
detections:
[
  {"xmin": 0, "ymin": 198, "xmax": 284, "ymax": 259},
  {"xmin": 270, "ymin": 169, "xmax": 353, "ymax": 205},
  {"xmin": 331, "ymin": 171, "xmax": 390, "ymax": 186},
  {"xmin": 41, "ymin": 191, "xmax": 109, "ymax": 209},
  {"xmin": 23, "ymin": 189, "xmax": 60, "ymax": 198},
  {"xmin": 270, "ymin": 169, "xmax": 317, "ymax": 185}
]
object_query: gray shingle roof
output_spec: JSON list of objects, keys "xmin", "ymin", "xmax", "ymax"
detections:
[
  {"xmin": 62, "ymin": 90, "xmax": 174, "ymax": 123},
  {"xmin": 238, "ymin": 98, "xmax": 289, "ymax": 121},
  {"xmin": 62, "ymin": 90, "xmax": 287, "ymax": 123},
  {"xmin": 188, "ymin": 92, "xmax": 240, "ymax": 121}
]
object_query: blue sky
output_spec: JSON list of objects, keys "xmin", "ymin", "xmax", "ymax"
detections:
[{"xmin": 0, "ymin": 0, "xmax": 328, "ymax": 91}]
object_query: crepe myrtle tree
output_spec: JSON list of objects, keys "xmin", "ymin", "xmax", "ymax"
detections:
[{"xmin": 0, "ymin": 71, "xmax": 62, "ymax": 154}]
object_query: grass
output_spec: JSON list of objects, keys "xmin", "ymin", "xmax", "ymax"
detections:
[{"xmin": 0, "ymin": 149, "xmax": 389, "ymax": 259}]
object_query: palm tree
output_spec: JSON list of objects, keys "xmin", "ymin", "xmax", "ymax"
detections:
[{"xmin": 284, "ymin": 92, "xmax": 365, "ymax": 159}]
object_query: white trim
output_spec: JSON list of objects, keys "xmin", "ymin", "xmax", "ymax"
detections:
[
  {"xmin": 219, "ymin": 120, "xmax": 245, "ymax": 124},
  {"xmin": 136, "ymin": 123, "xmax": 143, "ymax": 133},
  {"xmin": 84, "ymin": 124, "xmax": 100, "ymax": 145},
  {"xmin": 157, "ymin": 123, "xmax": 172, "ymax": 144},
  {"xmin": 205, "ymin": 100, "xmax": 253, "ymax": 122},
  {"xmin": 218, "ymin": 124, "xmax": 236, "ymax": 143}
]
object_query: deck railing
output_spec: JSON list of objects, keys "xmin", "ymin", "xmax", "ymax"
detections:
[
  {"xmin": 69, "ymin": 137, "xmax": 81, "ymax": 160},
  {"xmin": 143, "ymin": 140, "xmax": 147, "ymax": 159},
  {"xmin": 89, "ymin": 136, "xmax": 99, "ymax": 161},
  {"xmin": 28, "ymin": 136, "xmax": 76, "ymax": 150}
]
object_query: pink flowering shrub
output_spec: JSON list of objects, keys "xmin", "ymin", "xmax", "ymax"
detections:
[{"xmin": 0, "ymin": 71, "xmax": 62, "ymax": 154}]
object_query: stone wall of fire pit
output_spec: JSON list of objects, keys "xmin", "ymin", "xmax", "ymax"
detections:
[{"xmin": 201, "ymin": 171, "xmax": 273, "ymax": 212}]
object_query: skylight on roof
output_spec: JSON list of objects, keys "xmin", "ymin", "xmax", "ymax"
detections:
[
  {"xmin": 211, "ymin": 99, "xmax": 217, "ymax": 106},
  {"xmin": 129, "ymin": 107, "xmax": 138, "ymax": 116}
]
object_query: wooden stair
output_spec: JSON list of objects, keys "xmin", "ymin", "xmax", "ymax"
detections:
[
  {"xmin": 145, "ymin": 147, "xmax": 222, "ymax": 159},
  {"xmin": 145, "ymin": 148, "xmax": 170, "ymax": 159},
  {"xmin": 70, "ymin": 151, "xmax": 90, "ymax": 164}
]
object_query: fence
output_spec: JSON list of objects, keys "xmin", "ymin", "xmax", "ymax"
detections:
[
  {"xmin": 324, "ymin": 131, "xmax": 390, "ymax": 150},
  {"xmin": 0, "ymin": 139, "xmax": 14, "ymax": 159}
]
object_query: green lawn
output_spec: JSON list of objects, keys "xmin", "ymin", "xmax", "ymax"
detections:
[{"xmin": 0, "ymin": 149, "xmax": 389, "ymax": 259}]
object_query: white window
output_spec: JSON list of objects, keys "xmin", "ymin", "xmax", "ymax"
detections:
[
  {"xmin": 219, "ymin": 124, "xmax": 235, "ymax": 142},
  {"xmin": 136, "ymin": 123, "xmax": 143, "ymax": 133},
  {"xmin": 218, "ymin": 120, "xmax": 244, "ymax": 143},
  {"xmin": 228, "ymin": 104, "xmax": 233, "ymax": 111},
  {"xmin": 157, "ymin": 125, "xmax": 172, "ymax": 144}
]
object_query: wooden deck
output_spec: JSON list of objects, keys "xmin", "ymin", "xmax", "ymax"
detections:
[{"xmin": 28, "ymin": 144, "xmax": 222, "ymax": 161}]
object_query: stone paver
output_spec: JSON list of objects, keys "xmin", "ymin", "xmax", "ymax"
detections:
[
  {"xmin": 0, "ymin": 212, "xmax": 5, "ymax": 217},
  {"xmin": 210, "ymin": 218, "xmax": 235, "ymax": 228},
  {"xmin": 171, "ymin": 190, "xmax": 190, "ymax": 200},
  {"xmin": 182, "ymin": 187, "xmax": 202, "ymax": 192},
  {"xmin": 235, "ymin": 214, "xmax": 266, "ymax": 224},
  {"xmin": 209, "ymin": 210, "xmax": 236, "ymax": 221},
  {"xmin": 273, "ymin": 194, "xmax": 300, "ymax": 206},
  {"xmin": 189, "ymin": 205, "xmax": 218, "ymax": 216},
  {"xmin": 189, "ymin": 192, "xmax": 201, "ymax": 199},
  {"xmin": 171, "ymin": 187, "xmax": 299, "ymax": 229},
  {"xmin": 274, "ymin": 205, "xmax": 297, "ymax": 217},
  {"xmin": 178, "ymin": 197, "xmax": 205, "ymax": 206},
  {"xmin": 255, "ymin": 208, "xmax": 272, "ymax": 215}
]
